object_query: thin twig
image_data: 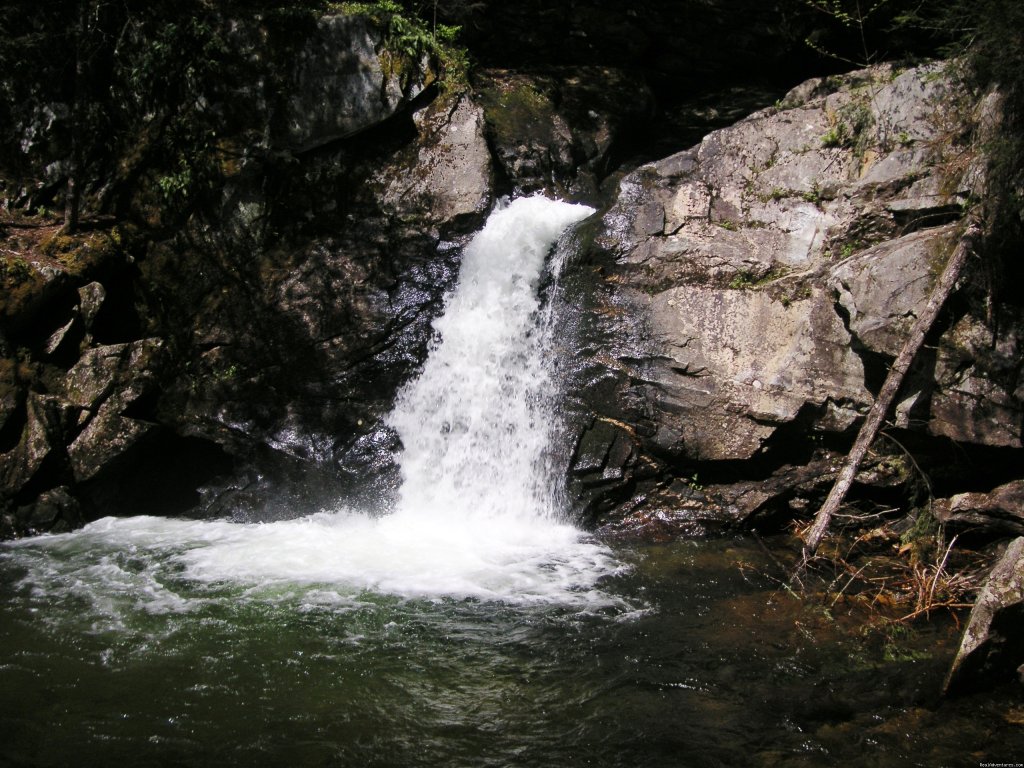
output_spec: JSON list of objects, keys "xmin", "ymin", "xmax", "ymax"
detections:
[
  {"xmin": 898, "ymin": 602, "xmax": 974, "ymax": 622},
  {"xmin": 831, "ymin": 563, "xmax": 870, "ymax": 607},
  {"xmin": 928, "ymin": 534, "xmax": 959, "ymax": 607}
]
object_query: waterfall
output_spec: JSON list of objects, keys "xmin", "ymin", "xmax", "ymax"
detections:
[
  {"xmin": 387, "ymin": 195, "xmax": 593, "ymax": 523},
  {"xmin": 1, "ymin": 195, "xmax": 623, "ymax": 609}
]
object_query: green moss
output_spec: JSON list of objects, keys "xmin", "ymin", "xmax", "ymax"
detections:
[
  {"xmin": 755, "ymin": 186, "xmax": 797, "ymax": 204},
  {"xmin": 822, "ymin": 97, "xmax": 876, "ymax": 155},
  {"xmin": 479, "ymin": 82, "xmax": 556, "ymax": 146},
  {"xmin": 801, "ymin": 182, "xmax": 826, "ymax": 206},
  {"xmin": 40, "ymin": 229, "xmax": 127, "ymax": 276},
  {"xmin": 0, "ymin": 255, "xmax": 45, "ymax": 321},
  {"xmin": 728, "ymin": 266, "xmax": 784, "ymax": 290},
  {"xmin": 900, "ymin": 507, "xmax": 941, "ymax": 565}
]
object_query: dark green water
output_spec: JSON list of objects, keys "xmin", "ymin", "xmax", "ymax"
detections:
[{"xmin": 1, "ymin": 534, "xmax": 1021, "ymax": 768}]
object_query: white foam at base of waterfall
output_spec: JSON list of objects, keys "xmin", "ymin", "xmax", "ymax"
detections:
[{"xmin": 2, "ymin": 196, "xmax": 626, "ymax": 610}]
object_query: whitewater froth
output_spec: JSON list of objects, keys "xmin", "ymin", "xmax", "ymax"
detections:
[
  {"xmin": 2, "ymin": 196, "xmax": 624, "ymax": 609},
  {"xmin": 387, "ymin": 195, "xmax": 593, "ymax": 521}
]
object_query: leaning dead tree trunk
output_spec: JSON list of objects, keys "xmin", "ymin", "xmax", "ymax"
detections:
[{"xmin": 797, "ymin": 220, "xmax": 982, "ymax": 571}]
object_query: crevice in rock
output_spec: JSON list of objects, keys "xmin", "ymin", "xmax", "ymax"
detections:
[
  {"xmin": 91, "ymin": 272, "xmax": 143, "ymax": 345},
  {"xmin": 77, "ymin": 432, "xmax": 235, "ymax": 521},
  {"xmin": 120, "ymin": 387, "xmax": 161, "ymax": 423},
  {"xmin": 892, "ymin": 205, "xmax": 966, "ymax": 237},
  {"xmin": 0, "ymin": 397, "xmax": 26, "ymax": 454},
  {"xmin": 829, "ymin": 282, "xmax": 894, "ymax": 396}
]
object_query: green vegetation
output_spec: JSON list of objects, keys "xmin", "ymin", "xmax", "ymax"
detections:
[
  {"xmin": 478, "ymin": 81, "xmax": 556, "ymax": 146},
  {"xmin": 336, "ymin": 0, "xmax": 469, "ymax": 89},
  {"xmin": 728, "ymin": 267, "xmax": 782, "ymax": 290},
  {"xmin": 821, "ymin": 97, "xmax": 875, "ymax": 152},
  {"xmin": 801, "ymin": 183, "xmax": 825, "ymax": 206}
]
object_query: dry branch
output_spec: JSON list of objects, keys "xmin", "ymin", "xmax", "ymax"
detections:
[{"xmin": 796, "ymin": 220, "xmax": 982, "ymax": 573}]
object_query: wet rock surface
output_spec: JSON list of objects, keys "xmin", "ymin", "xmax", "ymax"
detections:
[{"xmin": 0, "ymin": 16, "xmax": 482, "ymax": 534}]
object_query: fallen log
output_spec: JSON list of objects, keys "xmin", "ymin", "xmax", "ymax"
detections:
[{"xmin": 796, "ymin": 220, "xmax": 982, "ymax": 572}]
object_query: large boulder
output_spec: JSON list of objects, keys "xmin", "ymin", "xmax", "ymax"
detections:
[
  {"xmin": 63, "ymin": 340, "xmax": 162, "ymax": 413},
  {"xmin": 279, "ymin": 13, "xmax": 430, "ymax": 152},
  {"xmin": 933, "ymin": 481, "xmax": 1024, "ymax": 536},
  {"xmin": 562, "ymin": 63, "xmax": 1021, "ymax": 524},
  {"xmin": 371, "ymin": 93, "xmax": 493, "ymax": 227},
  {"xmin": 944, "ymin": 537, "xmax": 1024, "ymax": 694},
  {"xmin": 475, "ymin": 67, "xmax": 653, "ymax": 197}
]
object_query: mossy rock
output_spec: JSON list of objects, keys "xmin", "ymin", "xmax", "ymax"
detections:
[
  {"xmin": 0, "ymin": 255, "xmax": 47, "ymax": 322},
  {"xmin": 40, "ymin": 228, "xmax": 128, "ymax": 277},
  {"xmin": 477, "ymin": 77, "xmax": 558, "ymax": 147}
]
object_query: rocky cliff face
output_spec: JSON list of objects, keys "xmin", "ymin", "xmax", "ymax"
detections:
[
  {"xmin": 0, "ymin": 8, "xmax": 660, "ymax": 535},
  {"xmin": 560, "ymin": 63, "xmax": 1023, "ymax": 532},
  {"xmin": 0, "ymin": 12, "xmax": 493, "ymax": 534},
  {"xmin": 1, "ymin": 6, "xmax": 1021, "ymax": 546}
]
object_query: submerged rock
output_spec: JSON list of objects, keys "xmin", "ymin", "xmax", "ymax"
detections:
[{"xmin": 16, "ymin": 486, "xmax": 82, "ymax": 534}]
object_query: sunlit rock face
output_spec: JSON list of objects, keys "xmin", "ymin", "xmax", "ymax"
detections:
[{"xmin": 562, "ymin": 63, "xmax": 1023, "ymax": 527}]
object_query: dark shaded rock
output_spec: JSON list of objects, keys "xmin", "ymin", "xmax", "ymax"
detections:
[
  {"xmin": 57, "ymin": 339, "xmax": 164, "ymax": 484},
  {"xmin": 280, "ymin": 13, "xmax": 430, "ymax": 152},
  {"xmin": 77, "ymin": 281, "xmax": 106, "ymax": 344},
  {"xmin": 929, "ymin": 312, "xmax": 1024, "ymax": 449},
  {"xmin": 69, "ymin": 411, "xmax": 155, "ymax": 483},
  {"xmin": 596, "ymin": 478, "xmax": 739, "ymax": 540},
  {"xmin": 944, "ymin": 537, "xmax": 1024, "ymax": 694},
  {"xmin": 475, "ymin": 67, "xmax": 653, "ymax": 197},
  {"xmin": 0, "ymin": 381, "xmax": 18, "ymax": 440},
  {"xmin": 331, "ymin": 423, "xmax": 401, "ymax": 510},
  {"xmin": 43, "ymin": 316, "xmax": 76, "ymax": 356},
  {"xmin": 63, "ymin": 340, "xmax": 160, "ymax": 409},
  {"xmin": 933, "ymin": 481, "xmax": 1024, "ymax": 536},
  {"xmin": 16, "ymin": 486, "xmax": 82, "ymax": 534},
  {"xmin": 78, "ymin": 433, "xmax": 234, "ymax": 520},
  {"xmin": 0, "ymin": 393, "xmax": 67, "ymax": 496}
]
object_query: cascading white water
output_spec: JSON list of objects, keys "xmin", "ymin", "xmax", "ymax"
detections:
[
  {"xmin": 387, "ymin": 195, "xmax": 590, "ymax": 522},
  {"xmin": 1, "ymin": 195, "xmax": 624, "ymax": 609}
]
